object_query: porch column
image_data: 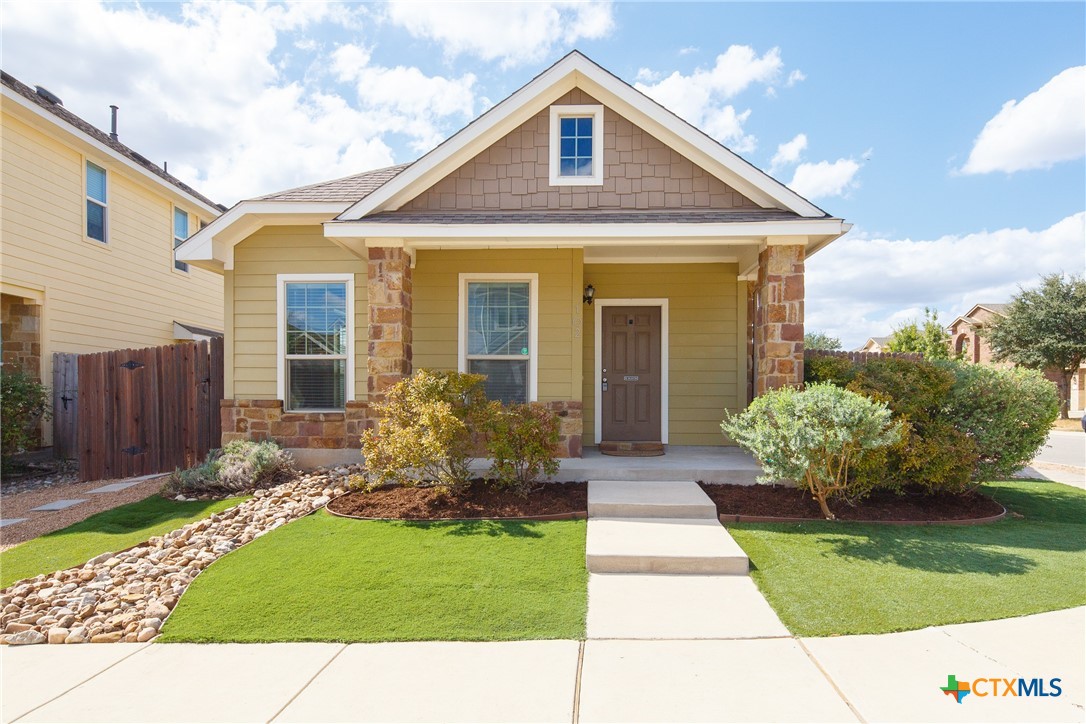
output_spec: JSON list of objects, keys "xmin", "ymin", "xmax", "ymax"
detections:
[
  {"xmin": 753, "ymin": 243, "xmax": 804, "ymax": 393},
  {"xmin": 367, "ymin": 247, "xmax": 413, "ymax": 398}
]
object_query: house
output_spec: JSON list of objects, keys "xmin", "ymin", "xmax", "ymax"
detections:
[
  {"xmin": 177, "ymin": 51, "xmax": 850, "ymax": 466},
  {"xmin": 854, "ymin": 336, "xmax": 891, "ymax": 353},
  {"xmin": 0, "ymin": 71, "xmax": 225, "ymax": 446}
]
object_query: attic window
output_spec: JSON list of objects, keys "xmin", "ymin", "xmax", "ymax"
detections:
[{"xmin": 549, "ymin": 105, "xmax": 603, "ymax": 186}]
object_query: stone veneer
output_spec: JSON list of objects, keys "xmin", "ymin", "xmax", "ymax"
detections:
[
  {"xmin": 221, "ymin": 400, "xmax": 369, "ymax": 449},
  {"xmin": 752, "ymin": 245, "xmax": 805, "ymax": 393},
  {"xmin": 542, "ymin": 400, "xmax": 583, "ymax": 459},
  {"xmin": 1, "ymin": 293, "xmax": 41, "ymax": 380},
  {"xmin": 367, "ymin": 247, "xmax": 412, "ymax": 396}
]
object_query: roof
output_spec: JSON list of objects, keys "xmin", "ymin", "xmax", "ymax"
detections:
[
  {"xmin": 173, "ymin": 321, "xmax": 223, "ymax": 339},
  {"xmin": 975, "ymin": 303, "xmax": 1010, "ymax": 315},
  {"xmin": 256, "ymin": 164, "xmax": 411, "ymax": 202},
  {"xmin": 346, "ymin": 209, "xmax": 815, "ymax": 225},
  {"xmin": 1, "ymin": 70, "xmax": 224, "ymax": 212}
]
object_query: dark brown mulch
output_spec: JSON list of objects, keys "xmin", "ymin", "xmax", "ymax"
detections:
[
  {"xmin": 327, "ymin": 480, "xmax": 588, "ymax": 520},
  {"xmin": 698, "ymin": 482, "xmax": 1005, "ymax": 522}
]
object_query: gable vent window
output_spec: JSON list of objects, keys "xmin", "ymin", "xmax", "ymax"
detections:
[
  {"xmin": 86, "ymin": 161, "xmax": 108, "ymax": 242},
  {"xmin": 549, "ymin": 105, "xmax": 604, "ymax": 186},
  {"xmin": 173, "ymin": 207, "xmax": 190, "ymax": 272}
]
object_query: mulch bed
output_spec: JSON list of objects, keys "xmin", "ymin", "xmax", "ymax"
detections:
[
  {"xmin": 327, "ymin": 480, "xmax": 588, "ymax": 520},
  {"xmin": 699, "ymin": 483, "xmax": 1005, "ymax": 523}
]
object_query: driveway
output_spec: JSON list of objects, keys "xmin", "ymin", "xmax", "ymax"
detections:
[{"xmin": 1035, "ymin": 430, "xmax": 1086, "ymax": 469}]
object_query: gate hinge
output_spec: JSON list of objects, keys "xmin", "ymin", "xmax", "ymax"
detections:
[
  {"xmin": 121, "ymin": 445, "xmax": 145, "ymax": 455},
  {"xmin": 119, "ymin": 360, "xmax": 145, "ymax": 370}
]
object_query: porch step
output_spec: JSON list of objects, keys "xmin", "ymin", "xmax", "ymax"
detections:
[
  {"xmin": 586, "ymin": 517, "xmax": 749, "ymax": 575},
  {"xmin": 588, "ymin": 480, "xmax": 718, "ymax": 519},
  {"xmin": 599, "ymin": 441, "xmax": 665, "ymax": 457}
]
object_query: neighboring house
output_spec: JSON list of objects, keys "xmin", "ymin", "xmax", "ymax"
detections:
[
  {"xmin": 178, "ymin": 52, "xmax": 850, "ymax": 464},
  {"xmin": 0, "ymin": 71, "xmax": 226, "ymax": 445},
  {"xmin": 854, "ymin": 336, "xmax": 891, "ymax": 353}
]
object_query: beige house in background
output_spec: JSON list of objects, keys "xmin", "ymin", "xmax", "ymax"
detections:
[
  {"xmin": 854, "ymin": 336, "xmax": 891, "ymax": 353},
  {"xmin": 1, "ymin": 71, "xmax": 225, "ymax": 445},
  {"xmin": 178, "ymin": 52, "xmax": 850, "ymax": 464}
]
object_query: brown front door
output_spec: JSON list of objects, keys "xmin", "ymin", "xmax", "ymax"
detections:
[{"xmin": 601, "ymin": 306, "xmax": 662, "ymax": 442}]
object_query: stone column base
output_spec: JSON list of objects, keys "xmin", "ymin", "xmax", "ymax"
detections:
[
  {"xmin": 542, "ymin": 401, "xmax": 583, "ymax": 458},
  {"xmin": 221, "ymin": 399, "xmax": 369, "ymax": 449}
]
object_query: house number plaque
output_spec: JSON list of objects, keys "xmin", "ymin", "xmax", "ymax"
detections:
[{"xmin": 623, "ymin": 375, "xmax": 639, "ymax": 381}]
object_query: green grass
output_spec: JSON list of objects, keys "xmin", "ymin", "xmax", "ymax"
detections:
[
  {"xmin": 159, "ymin": 511, "xmax": 587, "ymax": 643},
  {"xmin": 1, "ymin": 496, "xmax": 246, "ymax": 588},
  {"xmin": 727, "ymin": 480, "xmax": 1086, "ymax": 637}
]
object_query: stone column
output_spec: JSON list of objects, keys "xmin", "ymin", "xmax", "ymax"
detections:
[
  {"xmin": 366, "ymin": 247, "xmax": 413, "ymax": 398},
  {"xmin": 753, "ymin": 244, "xmax": 804, "ymax": 394}
]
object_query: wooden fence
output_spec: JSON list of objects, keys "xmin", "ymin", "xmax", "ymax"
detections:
[
  {"xmin": 805, "ymin": 349, "xmax": 924, "ymax": 363},
  {"xmin": 52, "ymin": 352, "xmax": 79, "ymax": 460},
  {"xmin": 77, "ymin": 338, "xmax": 223, "ymax": 482}
]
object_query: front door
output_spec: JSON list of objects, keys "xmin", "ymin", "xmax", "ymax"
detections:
[{"xmin": 601, "ymin": 306, "xmax": 662, "ymax": 441}]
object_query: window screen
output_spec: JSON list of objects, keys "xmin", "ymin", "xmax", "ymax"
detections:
[
  {"xmin": 466, "ymin": 281, "xmax": 530, "ymax": 403},
  {"xmin": 86, "ymin": 161, "xmax": 107, "ymax": 242},
  {"xmin": 284, "ymin": 281, "xmax": 348, "ymax": 410}
]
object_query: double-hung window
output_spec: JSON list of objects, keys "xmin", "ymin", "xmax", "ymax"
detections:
[
  {"xmin": 548, "ymin": 105, "xmax": 604, "ymax": 186},
  {"xmin": 460, "ymin": 274, "xmax": 538, "ymax": 404},
  {"xmin": 278, "ymin": 275, "xmax": 353, "ymax": 411},
  {"xmin": 86, "ymin": 161, "xmax": 107, "ymax": 242},
  {"xmin": 173, "ymin": 208, "xmax": 190, "ymax": 272}
]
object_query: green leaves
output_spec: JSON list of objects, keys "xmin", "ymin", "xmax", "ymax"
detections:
[{"xmin": 885, "ymin": 307, "xmax": 950, "ymax": 359}]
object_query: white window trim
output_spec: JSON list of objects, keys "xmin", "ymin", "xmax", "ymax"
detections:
[
  {"xmin": 85, "ymin": 159, "xmax": 108, "ymax": 244},
  {"xmin": 593, "ymin": 298, "xmax": 669, "ymax": 445},
  {"xmin": 548, "ymin": 105, "xmax": 604, "ymax": 186},
  {"xmin": 173, "ymin": 206, "xmax": 190, "ymax": 273},
  {"xmin": 458, "ymin": 273, "xmax": 539, "ymax": 402},
  {"xmin": 276, "ymin": 273, "xmax": 355, "ymax": 411}
]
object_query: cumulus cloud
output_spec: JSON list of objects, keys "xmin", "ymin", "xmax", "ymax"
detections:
[
  {"xmin": 961, "ymin": 66, "xmax": 1086, "ymax": 174},
  {"xmin": 789, "ymin": 158, "xmax": 861, "ymax": 199},
  {"xmin": 769, "ymin": 133, "xmax": 807, "ymax": 172},
  {"xmin": 634, "ymin": 45, "xmax": 791, "ymax": 153},
  {"xmin": 785, "ymin": 69, "xmax": 806, "ymax": 87},
  {"xmin": 1, "ymin": 1, "xmax": 477, "ymax": 204},
  {"xmin": 385, "ymin": 0, "xmax": 614, "ymax": 68},
  {"xmin": 806, "ymin": 212, "xmax": 1085, "ymax": 348}
]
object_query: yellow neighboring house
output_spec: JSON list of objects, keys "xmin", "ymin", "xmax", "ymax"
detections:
[{"xmin": 1, "ymin": 71, "xmax": 225, "ymax": 445}]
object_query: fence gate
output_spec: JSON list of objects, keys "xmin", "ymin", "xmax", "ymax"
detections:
[
  {"xmin": 77, "ymin": 338, "xmax": 223, "ymax": 482},
  {"xmin": 52, "ymin": 352, "xmax": 79, "ymax": 460}
]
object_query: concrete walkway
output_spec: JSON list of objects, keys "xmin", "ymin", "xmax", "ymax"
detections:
[{"xmin": 3, "ymin": 607, "xmax": 1081, "ymax": 723}]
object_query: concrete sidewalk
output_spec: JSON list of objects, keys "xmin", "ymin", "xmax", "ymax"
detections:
[{"xmin": 3, "ymin": 607, "xmax": 1082, "ymax": 723}]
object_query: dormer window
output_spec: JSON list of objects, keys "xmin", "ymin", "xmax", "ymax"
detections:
[{"xmin": 549, "ymin": 105, "xmax": 604, "ymax": 186}]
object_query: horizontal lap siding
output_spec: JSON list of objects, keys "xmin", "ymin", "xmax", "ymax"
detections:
[
  {"xmin": 582, "ymin": 263, "xmax": 740, "ymax": 446},
  {"xmin": 412, "ymin": 248, "xmax": 580, "ymax": 402},
  {"xmin": 231, "ymin": 227, "xmax": 366, "ymax": 399}
]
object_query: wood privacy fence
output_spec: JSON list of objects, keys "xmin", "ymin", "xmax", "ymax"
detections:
[
  {"xmin": 805, "ymin": 349, "xmax": 924, "ymax": 363},
  {"xmin": 52, "ymin": 353, "xmax": 79, "ymax": 460},
  {"xmin": 77, "ymin": 338, "xmax": 224, "ymax": 482}
]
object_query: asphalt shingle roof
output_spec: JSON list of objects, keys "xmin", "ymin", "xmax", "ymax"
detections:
[{"xmin": 257, "ymin": 164, "xmax": 412, "ymax": 202}]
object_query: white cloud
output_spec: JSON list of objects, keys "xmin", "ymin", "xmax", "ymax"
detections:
[
  {"xmin": 678, "ymin": 46, "xmax": 699, "ymax": 56},
  {"xmin": 961, "ymin": 66, "xmax": 1086, "ymax": 174},
  {"xmin": 789, "ymin": 158, "xmax": 861, "ymax": 199},
  {"xmin": 785, "ymin": 69, "xmax": 806, "ymax": 87},
  {"xmin": 806, "ymin": 212, "xmax": 1085, "ymax": 348},
  {"xmin": 634, "ymin": 45, "xmax": 788, "ymax": 152},
  {"xmin": 1, "ymin": 1, "xmax": 478, "ymax": 204},
  {"xmin": 385, "ymin": 0, "xmax": 615, "ymax": 68},
  {"xmin": 635, "ymin": 67, "xmax": 661, "ymax": 84},
  {"xmin": 770, "ymin": 133, "xmax": 807, "ymax": 172}
]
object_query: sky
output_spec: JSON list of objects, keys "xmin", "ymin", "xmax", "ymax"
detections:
[{"xmin": 2, "ymin": 1, "xmax": 1084, "ymax": 348}]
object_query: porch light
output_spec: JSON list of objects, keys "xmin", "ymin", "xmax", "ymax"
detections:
[{"xmin": 583, "ymin": 284, "xmax": 595, "ymax": 305}]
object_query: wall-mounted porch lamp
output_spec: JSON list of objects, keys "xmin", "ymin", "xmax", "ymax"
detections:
[{"xmin": 583, "ymin": 284, "xmax": 595, "ymax": 305}]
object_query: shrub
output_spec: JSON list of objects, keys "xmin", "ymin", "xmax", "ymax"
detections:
[
  {"xmin": 721, "ymin": 384, "xmax": 902, "ymax": 519},
  {"xmin": 1, "ymin": 368, "xmax": 50, "ymax": 468},
  {"xmin": 804, "ymin": 354, "xmax": 857, "ymax": 386},
  {"xmin": 942, "ymin": 363, "xmax": 1059, "ymax": 481},
  {"xmin": 359, "ymin": 370, "xmax": 488, "ymax": 492},
  {"xmin": 484, "ymin": 402, "xmax": 561, "ymax": 495},
  {"xmin": 162, "ymin": 439, "xmax": 294, "ymax": 497}
]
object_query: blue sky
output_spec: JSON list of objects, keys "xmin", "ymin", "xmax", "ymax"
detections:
[{"xmin": 3, "ymin": 1, "xmax": 1083, "ymax": 346}]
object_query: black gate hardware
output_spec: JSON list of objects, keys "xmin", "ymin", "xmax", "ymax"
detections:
[
  {"xmin": 121, "ymin": 446, "xmax": 146, "ymax": 455},
  {"xmin": 120, "ymin": 360, "xmax": 145, "ymax": 370}
]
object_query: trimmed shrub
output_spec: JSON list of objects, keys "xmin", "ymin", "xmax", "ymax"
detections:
[
  {"xmin": 1, "ymin": 368, "xmax": 50, "ymax": 468},
  {"xmin": 484, "ymin": 402, "xmax": 561, "ymax": 495},
  {"xmin": 721, "ymin": 384, "xmax": 902, "ymax": 519},
  {"xmin": 162, "ymin": 440, "xmax": 295, "ymax": 497},
  {"xmin": 359, "ymin": 370, "xmax": 488, "ymax": 492},
  {"xmin": 804, "ymin": 354, "xmax": 857, "ymax": 386},
  {"xmin": 942, "ymin": 363, "xmax": 1059, "ymax": 481}
]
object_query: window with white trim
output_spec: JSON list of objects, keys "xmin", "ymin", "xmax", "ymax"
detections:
[
  {"xmin": 548, "ymin": 105, "xmax": 604, "ymax": 186},
  {"xmin": 460, "ymin": 275, "xmax": 537, "ymax": 404},
  {"xmin": 280, "ymin": 276, "xmax": 352, "ymax": 411},
  {"xmin": 173, "ymin": 207, "xmax": 190, "ymax": 272},
  {"xmin": 86, "ymin": 161, "xmax": 107, "ymax": 242}
]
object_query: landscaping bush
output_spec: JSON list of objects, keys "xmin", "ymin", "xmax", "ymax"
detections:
[
  {"xmin": 942, "ymin": 363, "xmax": 1059, "ymax": 481},
  {"xmin": 1, "ymin": 368, "xmax": 50, "ymax": 469},
  {"xmin": 483, "ymin": 402, "xmax": 561, "ymax": 495},
  {"xmin": 162, "ymin": 440, "xmax": 294, "ymax": 497},
  {"xmin": 721, "ymin": 383, "xmax": 902, "ymax": 520},
  {"xmin": 803, "ymin": 354, "xmax": 857, "ymax": 386},
  {"xmin": 359, "ymin": 370, "xmax": 488, "ymax": 492}
]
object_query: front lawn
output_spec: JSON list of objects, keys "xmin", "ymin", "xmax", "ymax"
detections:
[
  {"xmin": 0, "ymin": 495, "xmax": 246, "ymax": 589},
  {"xmin": 159, "ymin": 511, "xmax": 587, "ymax": 643},
  {"xmin": 728, "ymin": 480, "xmax": 1086, "ymax": 637}
]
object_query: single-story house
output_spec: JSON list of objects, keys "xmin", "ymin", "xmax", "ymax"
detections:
[
  {"xmin": 177, "ymin": 51, "xmax": 850, "ymax": 465},
  {"xmin": 854, "ymin": 336, "xmax": 891, "ymax": 353}
]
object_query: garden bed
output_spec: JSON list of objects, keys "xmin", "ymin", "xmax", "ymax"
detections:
[
  {"xmin": 699, "ymin": 483, "xmax": 1006, "ymax": 523},
  {"xmin": 327, "ymin": 481, "xmax": 587, "ymax": 520}
]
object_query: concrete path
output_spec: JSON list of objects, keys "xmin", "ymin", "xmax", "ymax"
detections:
[
  {"xmin": 1036, "ymin": 430, "xmax": 1086, "ymax": 469},
  {"xmin": 3, "ymin": 608, "xmax": 1081, "ymax": 723}
]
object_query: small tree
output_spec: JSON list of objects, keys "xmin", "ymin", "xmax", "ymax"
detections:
[
  {"xmin": 721, "ymin": 384, "xmax": 902, "ymax": 520},
  {"xmin": 483, "ymin": 402, "xmax": 562, "ymax": 495},
  {"xmin": 885, "ymin": 307, "xmax": 949, "ymax": 359},
  {"xmin": 1, "ymin": 368, "xmax": 51, "ymax": 470},
  {"xmin": 984, "ymin": 273, "xmax": 1086, "ymax": 419},
  {"xmin": 804, "ymin": 331, "xmax": 842, "ymax": 351}
]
